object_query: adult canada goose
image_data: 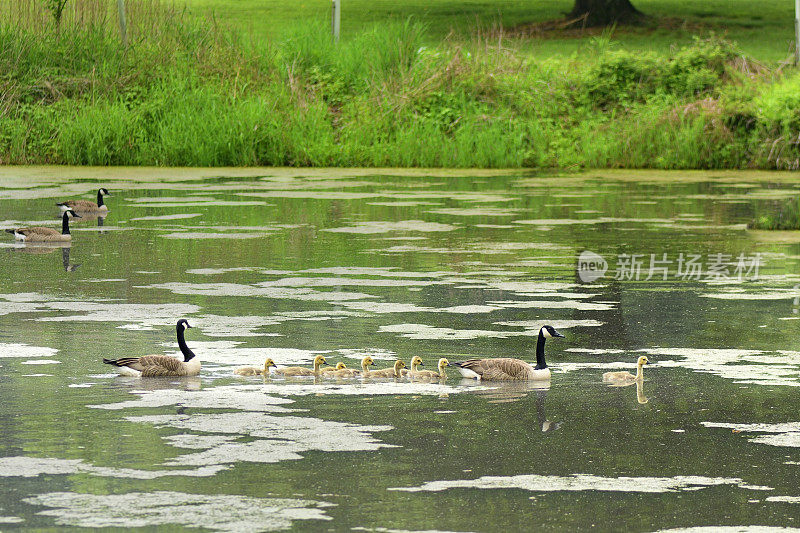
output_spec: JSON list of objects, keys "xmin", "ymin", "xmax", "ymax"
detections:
[
  {"xmin": 603, "ymin": 356, "xmax": 649, "ymax": 383},
  {"xmin": 234, "ymin": 358, "xmax": 277, "ymax": 376},
  {"xmin": 366, "ymin": 360, "xmax": 406, "ymax": 378},
  {"xmin": 449, "ymin": 325, "xmax": 564, "ymax": 381},
  {"xmin": 321, "ymin": 362, "xmax": 347, "ymax": 374},
  {"xmin": 5, "ymin": 210, "xmax": 81, "ymax": 242},
  {"xmin": 273, "ymin": 355, "xmax": 328, "ymax": 377},
  {"xmin": 411, "ymin": 358, "xmax": 449, "ymax": 379},
  {"xmin": 57, "ymin": 188, "xmax": 111, "ymax": 213},
  {"xmin": 103, "ymin": 319, "xmax": 200, "ymax": 377},
  {"xmin": 400, "ymin": 356, "xmax": 423, "ymax": 377}
]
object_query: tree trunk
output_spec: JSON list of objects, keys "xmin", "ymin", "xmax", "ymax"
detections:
[{"xmin": 568, "ymin": 0, "xmax": 642, "ymax": 27}]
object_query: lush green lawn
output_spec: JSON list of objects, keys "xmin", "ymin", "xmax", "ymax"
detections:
[{"xmin": 186, "ymin": 0, "xmax": 796, "ymax": 61}]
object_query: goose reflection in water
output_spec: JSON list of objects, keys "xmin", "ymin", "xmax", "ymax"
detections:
[
  {"xmin": 108, "ymin": 375, "xmax": 202, "ymax": 392},
  {"xmin": 10, "ymin": 241, "xmax": 80, "ymax": 271},
  {"xmin": 605, "ymin": 376, "xmax": 649, "ymax": 405},
  {"xmin": 69, "ymin": 211, "xmax": 107, "ymax": 235},
  {"xmin": 465, "ymin": 380, "xmax": 560, "ymax": 432},
  {"xmin": 62, "ymin": 247, "xmax": 80, "ymax": 271}
]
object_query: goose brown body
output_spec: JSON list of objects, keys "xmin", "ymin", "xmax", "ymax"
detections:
[
  {"xmin": 6, "ymin": 210, "xmax": 80, "ymax": 242},
  {"xmin": 103, "ymin": 319, "xmax": 199, "ymax": 377},
  {"xmin": 450, "ymin": 358, "xmax": 548, "ymax": 381},
  {"xmin": 450, "ymin": 325, "xmax": 563, "ymax": 381},
  {"xmin": 57, "ymin": 188, "xmax": 110, "ymax": 213}
]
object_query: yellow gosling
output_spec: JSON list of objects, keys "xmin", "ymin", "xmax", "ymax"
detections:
[
  {"xmin": 400, "ymin": 355, "xmax": 423, "ymax": 377},
  {"xmin": 274, "ymin": 355, "xmax": 329, "ymax": 377},
  {"xmin": 356, "ymin": 356, "xmax": 376, "ymax": 377},
  {"xmin": 603, "ymin": 356, "xmax": 649, "ymax": 383},
  {"xmin": 321, "ymin": 362, "xmax": 347, "ymax": 374},
  {"xmin": 367, "ymin": 360, "xmax": 406, "ymax": 378},
  {"xmin": 411, "ymin": 358, "xmax": 449, "ymax": 379},
  {"xmin": 234, "ymin": 358, "xmax": 276, "ymax": 376}
]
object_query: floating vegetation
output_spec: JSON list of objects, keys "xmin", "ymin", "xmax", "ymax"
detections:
[
  {"xmin": 390, "ymin": 474, "xmax": 772, "ymax": 494},
  {"xmin": 23, "ymin": 491, "xmax": 331, "ymax": 531}
]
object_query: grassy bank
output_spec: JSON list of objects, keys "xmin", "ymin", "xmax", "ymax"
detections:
[
  {"xmin": 3, "ymin": 0, "xmax": 800, "ymax": 169},
  {"xmin": 184, "ymin": 0, "xmax": 797, "ymax": 62}
]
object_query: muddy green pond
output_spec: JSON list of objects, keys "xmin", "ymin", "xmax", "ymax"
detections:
[{"xmin": 0, "ymin": 168, "xmax": 799, "ymax": 532}]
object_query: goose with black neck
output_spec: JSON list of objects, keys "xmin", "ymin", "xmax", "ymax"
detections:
[
  {"xmin": 102, "ymin": 319, "xmax": 201, "ymax": 377},
  {"xmin": 448, "ymin": 325, "xmax": 565, "ymax": 381},
  {"xmin": 5, "ymin": 210, "xmax": 81, "ymax": 242}
]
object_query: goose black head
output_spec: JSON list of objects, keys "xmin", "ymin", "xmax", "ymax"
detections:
[
  {"xmin": 99, "ymin": 188, "xmax": 111, "ymax": 196},
  {"xmin": 540, "ymin": 325, "xmax": 564, "ymax": 339},
  {"xmin": 65, "ymin": 210, "xmax": 81, "ymax": 218},
  {"xmin": 177, "ymin": 318, "xmax": 192, "ymax": 330}
]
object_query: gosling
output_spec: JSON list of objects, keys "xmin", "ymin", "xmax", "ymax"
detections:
[
  {"xmin": 410, "ymin": 358, "xmax": 449, "ymax": 379},
  {"xmin": 367, "ymin": 360, "xmax": 406, "ymax": 378},
  {"xmin": 273, "ymin": 355, "xmax": 329, "ymax": 377},
  {"xmin": 603, "ymin": 356, "xmax": 649, "ymax": 383},
  {"xmin": 400, "ymin": 355, "xmax": 423, "ymax": 377},
  {"xmin": 234, "ymin": 358, "xmax": 277, "ymax": 376}
]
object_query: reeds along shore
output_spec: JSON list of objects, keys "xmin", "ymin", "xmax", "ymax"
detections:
[{"xmin": 3, "ymin": 0, "xmax": 800, "ymax": 169}]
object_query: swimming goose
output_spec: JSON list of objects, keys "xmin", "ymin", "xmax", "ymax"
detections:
[
  {"xmin": 321, "ymin": 362, "xmax": 347, "ymax": 374},
  {"xmin": 5, "ymin": 210, "xmax": 81, "ymax": 242},
  {"xmin": 57, "ymin": 188, "xmax": 111, "ymax": 213},
  {"xmin": 348, "ymin": 356, "xmax": 374, "ymax": 377},
  {"xmin": 603, "ymin": 356, "xmax": 648, "ymax": 383},
  {"xmin": 103, "ymin": 319, "xmax": 200, "ymax": 377},
  {"xmin": 330, "ymin": 364, "xmax": 364, "ymax": 378},
  {"xmin": 411, "ymin": 358, "xmax": 449, "ymax": 379},
  {"xmin": 273, "ymin": 355, "xmax": 329, "ymax": 377},
  {"xmin": 449, "ymin": 325, "xmax": 564, "ymax": 381},
  {"xmin": 366, "ymin": 360, "xmax": 406, "ymax": 378},
  {"xmin": 400, "ymin": 356, "xmax": 423, "ymax": 377},
  {"xmin": 234, "ymin": 358, "xmax": 277, "ymax": 376}
]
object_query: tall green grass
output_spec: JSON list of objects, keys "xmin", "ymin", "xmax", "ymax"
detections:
[{"xmin": 2, "ymin": 0, "xmax": 800, "ymax": 169}]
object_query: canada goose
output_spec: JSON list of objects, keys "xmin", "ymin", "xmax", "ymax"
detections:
[
  {"xmin": 273, "ymin": 355, "xmax": 328, "ymax": 377},
  {"xmin": 5, "ymin": 210, "xmax": 81, "ymax": 242},
  {"xmin": 449, "ymin": 325, "xmax": 564, "ymax": 381},
  {"xmin": 400, "ymin": 356, "xmax": 423, "ymax": 377},
  {"xmin": 103, "ymin": 319, "xmax": 200, "ymax": 377},
  {"xmin": 234, "ymin": 358, "xmax": 276, "ymax": 376},
  {"xmin": 603, "ymin": 356, "xmax": 648, "ymax": 383},
  {"xmin": 321, "ymin": 362, "xmax": 347, "ymax": 374},
  {"xmin": 57, "ymin": 188, "xmax": 111, "ymax": 212},
  {"xmin": 366, "ymin": 360, "xmax": 406, "ymax": 378},
  {"xmin": 411, "ymin": 358, "xmax": 449, "ymax": 379}
]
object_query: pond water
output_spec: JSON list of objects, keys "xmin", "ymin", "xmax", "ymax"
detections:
[{"xmin": 0, "ymin": 167, "xmax": 799, "ymax": 532}]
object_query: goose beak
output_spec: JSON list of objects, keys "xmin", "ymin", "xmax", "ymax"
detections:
[
  {"xmin": 552, "ymin": 329, "xmax": 565, "ymax": 338},
  {"xmin": 73, "ymin": 213, "xmax": 82, "ymax": 218}
]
